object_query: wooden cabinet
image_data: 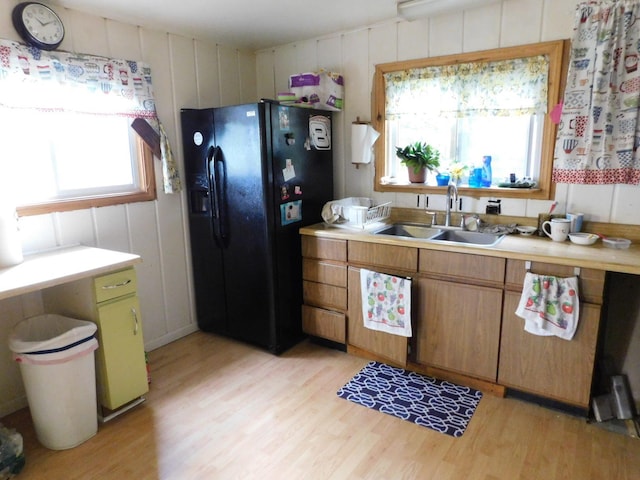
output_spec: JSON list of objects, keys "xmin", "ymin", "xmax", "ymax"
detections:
[
  {"xmin": 347, "ymin": 266, "xmax": 410, "ymax": 366},
  {"xmin": 301, "ymin": 232, "xmax": 610, "ymax": 409},
  {"xmin": 301, "ymin": 237, "xmax": 347, "ymax": 343},
  {"xmin": 415, "ymin": 277, "xmax": 503, "ymax": 381},
  {"xmin": 498, "ymin": 260, "xmax": 606, "ymax": 408},
  {"xmin": 415, "ymin": 250, "xmax": 505, "ymax": 381},
  {"xmin": 43, "ymin": 268, "xmax": 149, "ymax": 413},
  {"xmin": 346, "ymin": 241, "xmax": 418, "ymax": 366}
]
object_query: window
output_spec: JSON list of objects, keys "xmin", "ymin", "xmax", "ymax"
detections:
[
  {"xmin": 373, "ymin": 40, "xmax": 568, "ymax": 200},
  {"xmin": 0, "ymin": 39, "xmax": 157, "ymax": 216},
  {"xmin": 1, "ymin": 109, "xmax": 154, "ymax": 215}
]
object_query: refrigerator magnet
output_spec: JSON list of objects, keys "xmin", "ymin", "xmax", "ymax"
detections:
[
  {"xmin": 280, "ymin": 184, "xmax": 290, "ymax": 200},
  {"xmin": 281, "ymin": 200, "xmax": 302, "ymax": 225},
  {"xmin": 282, "ymin": 159, "xmax": 296, "ymax": 181},
  {"xmin": 279, "ymin": 108, "xmax": 290, "ymax": 130}
]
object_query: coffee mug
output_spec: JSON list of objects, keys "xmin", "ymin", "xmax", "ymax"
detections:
[
  {"xmin": 542, "ymin": 218, "xmax": 571, "ymax": 241},
  {"xmin": 566, "ymin": 213, "xmax": 584, "ymax": 233}
]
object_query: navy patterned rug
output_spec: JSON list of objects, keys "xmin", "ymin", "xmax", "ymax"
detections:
[{"xmin": 337, "ymin": 361, "xmax": 482, "ymax": 437}]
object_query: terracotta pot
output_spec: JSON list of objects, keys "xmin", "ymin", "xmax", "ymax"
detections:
[{"xmin": 407, "ymin": 167, "xmax": 426, "ymax": 183}]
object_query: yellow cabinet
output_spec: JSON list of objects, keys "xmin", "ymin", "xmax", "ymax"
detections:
[
  {"xmin": 43, "ymin": 267, "xmax": 149, "ymax": 414},
  {"xmin": 94, "ymin": 292, "xmax": 148, "ymax": 410}
]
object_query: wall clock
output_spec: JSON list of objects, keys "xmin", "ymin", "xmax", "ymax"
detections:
[{"xmin": 12, "ymin": 2, "xmax": 65, "ymax": 51}]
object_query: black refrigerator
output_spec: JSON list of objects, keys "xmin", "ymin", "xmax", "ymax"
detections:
[{"xmin": 180, "ymin": 102, "xmax": 333, "ymax": 354}]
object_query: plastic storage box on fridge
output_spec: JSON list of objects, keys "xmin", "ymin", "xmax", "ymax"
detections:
[{"xmin": 289, "ymin": 71, "xmax": 344, "ymax": 111}]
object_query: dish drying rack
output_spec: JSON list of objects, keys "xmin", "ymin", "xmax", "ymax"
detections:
[{"xmin": 324, "ymin": 197, "xmax": 391, "ymax": 230}]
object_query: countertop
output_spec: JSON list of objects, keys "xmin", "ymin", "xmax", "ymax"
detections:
[
  {"xmin": 300, "ymin": 223, "xmax": 640, "ymax": 275},
  {"xmin": 0, "ymin": 245, "xmax": 142, "ymax": 301}
]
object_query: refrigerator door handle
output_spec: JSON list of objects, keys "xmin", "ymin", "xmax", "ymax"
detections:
[
  {"xmin": 207, "ymin": 146, "xmax": 224, "ymax": 247},
  {"xmin": 214, "ymin": 148, "xmax": 229, "ymax": 245},
  {"xmin": 207, "ymin": 146, "xmax": 221, "ymax": 219}
]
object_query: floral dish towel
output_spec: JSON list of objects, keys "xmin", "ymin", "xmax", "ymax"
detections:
[
  {"xmin": 515, "ymin": 272, "xmax": 580, "ymax": 340},
  {"xmin": 360, "ymin": 268, "xmax": 412, "ymax": 337}
]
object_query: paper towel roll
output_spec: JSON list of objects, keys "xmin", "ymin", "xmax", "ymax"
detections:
[
  {"xmin": 351, "ymin": 124, "xmax": 380, "ymax": 165},
  {"xmin": 0, "ymin": 205, "xmax": 23, "ymax": 268}
]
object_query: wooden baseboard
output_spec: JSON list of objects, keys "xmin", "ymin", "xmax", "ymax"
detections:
[
  {"xmin": 407, "ymin": 362, "xmax": 506, "ymax": 398},
  {"xmin": 346, "ymin": 342, "xmax": 506, "ymax": 397},
  {"xmin": 346, "ymin": 344, "xmax": 406, "ymax": 368}
]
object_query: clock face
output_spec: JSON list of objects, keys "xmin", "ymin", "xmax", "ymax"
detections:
[{"xmin": 14, "ymin": 3, "xmax": 64, "ymax": 50}]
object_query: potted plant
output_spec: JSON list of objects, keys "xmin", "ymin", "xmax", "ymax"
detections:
[{"xmin": 395, "ymin": 142, "xmax": 441, "ymax": 183}]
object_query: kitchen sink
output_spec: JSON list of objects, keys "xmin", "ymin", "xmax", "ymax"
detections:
[
  {"xmin": 373, "ymin": 222, "xmax": 443, "ymax": 239},
  {"xmin": 373, "ymin": 222, "xmax": 504, "ymax": 247},
  {"xmin": 430, "ymin": 229, "xmax": 504, "ymax": 246}
]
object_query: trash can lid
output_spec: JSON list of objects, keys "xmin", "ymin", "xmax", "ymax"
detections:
[{"xmin": 8, "ymin": 314, "xmax": 97, "ymax": 354}]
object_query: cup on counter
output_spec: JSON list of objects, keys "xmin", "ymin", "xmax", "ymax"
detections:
[
  {"xmin": 566, "ymin": 212, "xmax": 584, "ymax": 233},
  {"xmin": 542, "ymin": 218, "xmax": 571, "ymax": 242},
  {"xmin": 537, "ymin": 213, "xmax": 565, "ymax": 236}
]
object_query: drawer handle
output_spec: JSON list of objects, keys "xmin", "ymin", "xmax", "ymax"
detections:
[
  {"xmin": 101, "ymin": 279, "xmax": 132, "ymax": 290},
  {"xmin": 131, "ymin": 307, "xmax": 139, "ymax": 335}
]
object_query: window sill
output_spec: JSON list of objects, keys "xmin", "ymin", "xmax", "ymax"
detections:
[{"xmin": 375, "ymin": 182, "xmax": 551, "ymax": 200}]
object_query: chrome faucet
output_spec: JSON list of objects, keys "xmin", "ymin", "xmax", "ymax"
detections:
[{"xmin": 444, "ymin": 183, "xmax": 458, "ymax": 227}]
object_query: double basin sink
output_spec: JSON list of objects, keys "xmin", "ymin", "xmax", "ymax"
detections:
[{"xmin": 373, "ymin": 222, "xmax": 504, "ymax": 247}]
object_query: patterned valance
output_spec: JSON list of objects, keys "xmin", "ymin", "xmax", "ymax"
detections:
[
  {"xmin": 384, "ymin": 55, "xmax": 549, "ymax": 119},
  {"xmin": 0, "ymin": 38, "xmax": 156, "ymax": 119}
]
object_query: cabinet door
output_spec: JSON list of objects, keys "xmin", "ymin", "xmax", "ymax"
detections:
[
  {"xmin": 498, "ymin": 291, "xmax": 601, "ymax": 408},
  {"xmin": 347, "ymin": 267, "xmax": 408, "ymax": 366},
  {"xmin": 415, "ymin": 277, "xmax": 502, "ymax": 381},
  {"xmin": 95, "ymin": 295, "xmax": 148, "ymax": 410}
]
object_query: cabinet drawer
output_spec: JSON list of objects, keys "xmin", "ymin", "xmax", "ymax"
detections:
[
  {"xmin": 303, "ymin": 259, "xmax": 347, "ymax": 287},
  {"xmin": 303, "ymin": 280, "xmax": 347, "ymax": 311},
  {"xmin": 301, "ymin": 236, "xmax": 347, "ymax": 262},
  {"xmin": 505, "ymin": 259, "xmax": 605, "ymax": 304},
  {"xmin": 94, "ymin": 268, "xmax": 138, "ymax": 303},
  {"xmin": 419, "ymin": 250, "xmax": 505, "ymax": 287},
  {"xmin": 302, "ymin": 305, "xmax": 346, "ymax": 343},
  {"xmin": 348, "ymin": 241, "xmax": 417, "ymax": 272}
]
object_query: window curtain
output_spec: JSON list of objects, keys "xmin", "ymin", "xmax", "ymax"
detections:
[
  {"xmin": 0, "ymin": 39, "xmax": 181, "ymax": 193},
  {"xmin": 553, "ymin": 1, "xmax": 640, "ymax": 185},
  {"xmin": 384, "ymin": 55, "xmax": 549, "ymax": 120}
]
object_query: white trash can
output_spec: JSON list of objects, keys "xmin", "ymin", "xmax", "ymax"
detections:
[{"xmin": 8, "ymin": 314, "xmax": 99, "ymax": 450}]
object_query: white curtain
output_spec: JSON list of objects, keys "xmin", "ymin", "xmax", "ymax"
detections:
[{"xmin": 553, "ymin": 1, "xmax": 640, "ymax": 184}]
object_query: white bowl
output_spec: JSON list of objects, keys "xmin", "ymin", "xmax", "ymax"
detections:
[
  {"xmin": 516, "ymin": 226, "xmax": 537, "ymax": 236},
  {"xmin": 568, "ymin": 233, "xmax": 598, "ymax": 245},
  {"xmin": 603, "ymin": 237, "xmax": 631, "ymax": 249}
]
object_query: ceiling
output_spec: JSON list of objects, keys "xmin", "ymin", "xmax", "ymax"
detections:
[{"xmin": 50, "ymin": 0, "xmax": 403, "ymax": 51}]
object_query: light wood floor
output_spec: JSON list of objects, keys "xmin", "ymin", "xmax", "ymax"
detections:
[{"xmin": 2, "ymin": 331, "xmax": 639, "ymax": 479}]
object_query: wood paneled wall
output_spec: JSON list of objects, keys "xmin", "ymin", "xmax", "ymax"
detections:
[
  {"xmin": 255, "ymin": 0, "xmax": 640, "ymax": 226},
  {"xmin": 0, "ymin": 0, "xmax": 257, "ymax": 416}
]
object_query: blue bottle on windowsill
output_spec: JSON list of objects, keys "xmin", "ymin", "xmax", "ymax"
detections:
[{"xmin": 481, "ymin": 155, "xmax": 492, "ymax": 187}]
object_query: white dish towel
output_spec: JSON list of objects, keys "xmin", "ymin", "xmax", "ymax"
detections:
[
  {"xmin": 515, "ymin": 272, "xmax": 580, "ymax": 340},
  {"xmin": 360, "ymin": 268, "xmax": 412, "ymax": 337}
]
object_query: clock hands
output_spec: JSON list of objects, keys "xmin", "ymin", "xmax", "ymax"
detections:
[{"xmin": 35, "ymin": 17, "xmax": 56, "ymax": 27}]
